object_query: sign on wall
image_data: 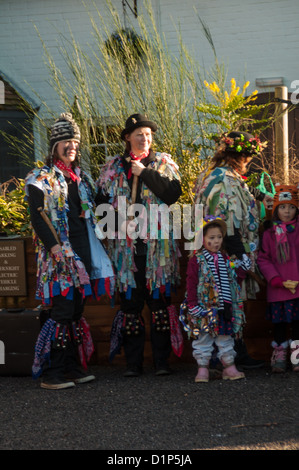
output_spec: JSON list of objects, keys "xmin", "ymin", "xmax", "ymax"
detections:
[{"xmin": 0, "ymin": 239, "xmax": 27, "ymax": 296}]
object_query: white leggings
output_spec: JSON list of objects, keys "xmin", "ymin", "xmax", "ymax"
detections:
[{"xmin": 192, "ymin": 333, "xmax": 236, "ymax": 367}]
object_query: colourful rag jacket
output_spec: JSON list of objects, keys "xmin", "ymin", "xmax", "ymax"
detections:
[
  {"xmin": 96, "ymin": 152, "xmax": 181, "ymax": 299},
  {"xmin": 25, "ymin": 164, "xmax": 115, "ymax": 305},
  {"xmin": 194, "ymin": 165, "xmax": 260, "ymax": 298},
  {"xmin": 180, "ymin": 251, "xmax": 245, "ymax": 338}
]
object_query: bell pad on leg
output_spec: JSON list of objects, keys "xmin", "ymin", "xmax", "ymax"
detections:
[
  {"xmin": 151, "ymin": 309, "xmax": 170, "ymax": 332},
  {"xmin": 122, "ymin": 313, "xmax": 144, "ymax": 336}
]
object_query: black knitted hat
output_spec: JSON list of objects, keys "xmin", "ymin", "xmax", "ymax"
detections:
[{"xmin": 50, "ymin": 112, "xmax": 81, "ymax": 154}]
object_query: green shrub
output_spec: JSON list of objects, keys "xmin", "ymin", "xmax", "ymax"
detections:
[{"xmin": 0, "ymin": 178, "xmax": 31, "ymax": 237}]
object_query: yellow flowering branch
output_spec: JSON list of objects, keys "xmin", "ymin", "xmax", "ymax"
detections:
[{"xmin": 198, "ymin": 77, "xmax": 270, "ymax": 134}]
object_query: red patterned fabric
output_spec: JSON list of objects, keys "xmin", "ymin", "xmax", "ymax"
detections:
[
  {"xmin": 168, "ymin": 304, "xmax": 184, "ymax": 357},
  {"xmin": 78, "ymin": 317, "xmax": 94, "ymax": 369}
]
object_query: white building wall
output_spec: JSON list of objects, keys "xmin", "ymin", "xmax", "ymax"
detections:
[
  {"xmin": 1, "ymin": 0, "xmax": 299, "ymax": 122},
  {"xmin": 157, "ymin": 0, "xmax": 299, "ymax": 96}
]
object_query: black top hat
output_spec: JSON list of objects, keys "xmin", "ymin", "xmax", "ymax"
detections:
[{"xmin": 121, "ymin": 113, "xmax": 158, "ymax": 140}]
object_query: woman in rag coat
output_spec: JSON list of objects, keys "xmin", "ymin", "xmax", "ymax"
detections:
[
  {"xmin": 193, "ymin": 131, "xmax": 270, "ymax": 369},
  {"xmin": 25, "ymin": 112, "xmax": 114, "ymax": 389}
]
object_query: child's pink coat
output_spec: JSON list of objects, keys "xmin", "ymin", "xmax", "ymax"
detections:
[{"xmin": 257, "ymin": 222, "xmax": 299, "ymax": 302}]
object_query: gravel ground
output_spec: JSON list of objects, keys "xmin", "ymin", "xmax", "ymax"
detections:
[{"xmin": 0, "ymin": 363, "xmax": 298, "ymax": 452}]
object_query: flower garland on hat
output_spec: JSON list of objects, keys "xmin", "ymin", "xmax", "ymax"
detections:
[{"xmin": 214, "ymin": 132, "xmax": 267, "ymax": 156}]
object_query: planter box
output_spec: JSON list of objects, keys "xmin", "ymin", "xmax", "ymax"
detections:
[{"xmin": 0, "ymin": 308, "xmax": 40, "ymax": 376}]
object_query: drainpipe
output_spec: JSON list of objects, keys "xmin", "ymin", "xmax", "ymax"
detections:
[{"xmin": 274, "ymin": 86, "xmax": 289, "ymax": 183}]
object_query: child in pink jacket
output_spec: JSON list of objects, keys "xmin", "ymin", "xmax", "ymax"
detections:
[{"xmin": 257, "ymin": 184, "xmax": 299, "ymax": 373}]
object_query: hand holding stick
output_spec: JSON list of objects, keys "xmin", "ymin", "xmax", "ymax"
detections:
[
  {"xmin": 37, "ymin": 207, "xmax": 63, "ymax": 261},
  {"xmin": 130, "ymin": 160, "xmax": 145, "ymax": 204}
]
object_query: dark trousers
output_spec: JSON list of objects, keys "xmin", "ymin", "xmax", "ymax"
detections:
[
  {"xmin": 51, "ymin": 288, "xmax": 85, "ymax": 324},
  {"xmin": 120, "ymin": 255, "xmax": 172, "ymax": 369},
  {"xmin": 43, "ymin": 290, "xmax": 86, "ymax": 379}
]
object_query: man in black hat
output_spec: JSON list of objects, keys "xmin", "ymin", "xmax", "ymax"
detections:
[
  {"xmin": 96, "ymin": 113, "xmax": 183, "ymax": 376},
  {"xmin": 25, "ymin": 112, "xmax": 114, "ymax": 389}
]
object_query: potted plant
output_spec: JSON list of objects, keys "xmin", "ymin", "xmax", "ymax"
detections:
[{"xmin": 0, "ymin": 177, "xmax": 31, "ymax": 237}]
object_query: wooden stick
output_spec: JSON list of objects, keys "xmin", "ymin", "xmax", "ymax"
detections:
[
  {"xmin": 248, "ymin": 270, "xmax": 266, "ymax": 287},
  {"xmin": 37, "ymin": 207, "xmax": 60, "ymax": 244},
  {"xmin": 131, "ymin": 174, "xmax": 138, "ymax": 205}
]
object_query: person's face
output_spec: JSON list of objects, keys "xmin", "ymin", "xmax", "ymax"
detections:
[
  {"xmin": 277, "ymin": 204, "xmax": 297, "ymax": 222},
  {"xmin": 126, "ymin": 127, "xmax": 152, "ymax": 156},
  {"xmin": 203, "ymin": 226, "xmax": 223, "ymax": 253},
  {"xmin": 56, "ymin": 140, "xmax": 79, "ymax": 167}
]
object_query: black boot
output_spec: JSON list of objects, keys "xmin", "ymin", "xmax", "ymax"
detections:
[
  {"xmin": 122, "ymin": 313, "xmax": 145, "ymax": 377},
  {"xmin": 234, "ymin": 339, "xmax": 265, "ymax": 369},
  {"xmin": 151, "ymin": 309, "xmax": 172, "ymax": 375}
]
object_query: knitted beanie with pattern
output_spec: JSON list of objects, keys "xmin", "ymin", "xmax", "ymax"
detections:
[{"xmin": 50, "ymin": 112, "xmax": 80, "ymax": 154}]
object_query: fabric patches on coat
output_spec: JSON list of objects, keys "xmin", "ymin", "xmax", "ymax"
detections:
[
  {"xmin": 24, "ymin": 165, "xmax": 114, "ymax": 304},
  {"xmin": 179, "ymin": 252, "xmax": 245, "ymax": 339},
  {"xmin": 194, "ymin": 166, "xmax": 260, "ymax": 299},
  {"xmin": 96, "ymin": 153, "xmax": 181, "ymax": 298}
]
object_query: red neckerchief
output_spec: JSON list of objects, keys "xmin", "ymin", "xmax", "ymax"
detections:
[
  {"xmin": 127, "ymin": 150, "xmax": 149, "ymax": 179},
  {"xmin": 129, "ymin": 150, "xmax": 149, "ymax": 162},
  {"xmin": 55, "ymin": 159, "xmax": 79, "ymax": 182}
]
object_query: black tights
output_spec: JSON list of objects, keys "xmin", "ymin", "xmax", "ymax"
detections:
[{"xmin": 273, "ymin": 321, "xmax": 299, "ymax": 345}]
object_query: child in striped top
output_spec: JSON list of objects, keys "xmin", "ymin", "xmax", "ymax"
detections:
[{"xmin": 180, "ymin": 216, "xmax": 247, "ymax": 383}]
